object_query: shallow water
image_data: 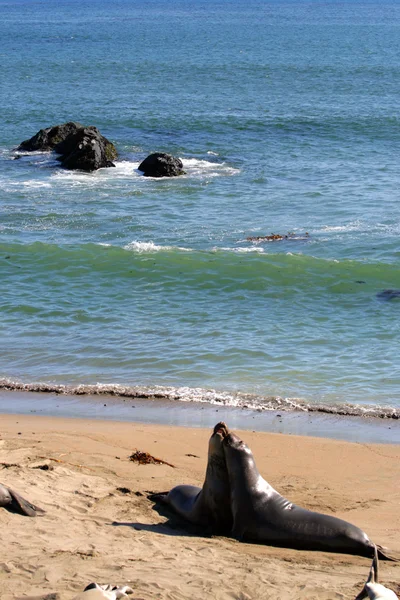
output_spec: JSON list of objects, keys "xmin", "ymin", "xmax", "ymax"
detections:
[
  {"xmin": 1, "ymin": 390, "xmax": 399, "ymax": 445},
  {"xmin": 1, "ymin": 0, "xmax": 400, "ymax": 415}
]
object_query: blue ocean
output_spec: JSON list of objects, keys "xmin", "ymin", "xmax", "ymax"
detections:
[{"xmin": 1, "ymin": 0, "xmax": 400, "ymax": 418}]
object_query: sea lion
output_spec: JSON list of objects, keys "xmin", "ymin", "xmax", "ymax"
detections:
[
  {"xmin": 0, "ymin": 482, "xmax": 45, "ymax": 516},
  {"xmin": 73, "ymin": 583, "xmax": 134, "ymax": 600},
  {"xmin": 376, "ymin": 290, "xmax": 400, "ymax": 301},
  {"xmin": 222, "ymin": 429, "xmax": 398, "ymax": 560},
  {"xmin": 355, "ymin": 546, "xmax": 399, "ymax": 600},
  {"xmin": 150, "ymin": 422, "xmax": 232, "ymax": 533}
]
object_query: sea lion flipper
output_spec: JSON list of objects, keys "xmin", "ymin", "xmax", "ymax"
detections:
[
  {"xmin": 372, "ymin": 544, "xmax": 379, "ymax": 582},
  {"xmin": 7, "ymin": 487, "xmax": 46, "ymax": 517},
  {"xmin": 147, "ymin": 491, "xmax": 169, "ymax": 503},
  {"xmin": 354, "ymin": 586, "xmax": 369, "ymax": 600},
  {"xmin": 355, "ymin": 547, "xmax": 400, "ymax": 600},
  {"xmin": 376, "ymin": 545, "xmax": 400, "ymax": 563}
]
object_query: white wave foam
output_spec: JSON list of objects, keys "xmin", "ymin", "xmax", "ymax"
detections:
[
  {"xmin": 123, "ymin": 240, "xmax": 191, "ymax": 253},
  {"xmin": 125, "ymin": 157, "xmax": 239, "ymax": 179},
  {"xmin": 38, "ymin": 157, "xmax": 239, "ymax": 186},
  {"xmin": 111, "ymin": 160, "xmax": 143, "ymax": 178},
  {"xmin": 22, "ymin": 180, "xmax": 52, "ymax": 189},
  {"xmin": 182, "ymin": 157, "xmax": 240, "ymax": 177},
  {"xmin": 217, "ymin": 246, "xmax": 265, "ymax": 253},
  {"xmin": 12, "ymin": 150, "xmax": 53, "ymax": 158},
  {"xmin": 0, "ymin": 378, "xmax": 398, "ymax": 418},
  {"xmin": 0, "ymin": 178, "xmax": 52, "ymax": 192},
  {"xmin": 320, "ymin": 221, "xmax": 364, "ymax": 233},
  {"xmin": 50, "ymin": 160, "xmax": 138, "ymax": 181}
]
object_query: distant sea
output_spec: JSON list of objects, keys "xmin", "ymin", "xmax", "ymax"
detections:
[{"xmin": 1, "ymin": 0, "xmax": 400, "ymax": 419}]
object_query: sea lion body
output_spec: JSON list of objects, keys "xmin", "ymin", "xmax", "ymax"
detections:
[
  {"xmin": 363, "ymin": 583, "xmax": 399, "ymax": 600},
  {"xmin": 160, "ymin": 422, "xmax": 232, "ymax": 533},
  {"xmin": 0, "ymin": 482, "xmax": 45, "ymax": 517},
  {"xmin": 223, "ymin": 431, "xmax": 384, "ymax": 557}
]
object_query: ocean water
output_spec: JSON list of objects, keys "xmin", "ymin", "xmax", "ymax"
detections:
[{"xmin": 1, "ymin": 0, "xmax": 400, "ymax": 418}]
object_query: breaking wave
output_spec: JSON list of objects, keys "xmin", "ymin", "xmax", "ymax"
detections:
[{"xmin": 0, "ymin": 379, "xmax": 398, "ymax": 419}]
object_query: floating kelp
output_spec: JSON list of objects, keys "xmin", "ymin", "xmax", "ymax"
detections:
[{"xmin": 247, "ymin": 232, "xmax": 310, "ymax": 242}]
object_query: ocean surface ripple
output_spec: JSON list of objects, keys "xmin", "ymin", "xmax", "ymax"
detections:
[{"xmin": 1, "ymin": 0, "xmax": 400, "ymax": 416}]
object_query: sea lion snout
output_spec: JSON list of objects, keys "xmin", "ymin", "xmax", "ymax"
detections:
[{"xmin": 213, "ymin": 422, "xmax": 229, "ymax": 438}]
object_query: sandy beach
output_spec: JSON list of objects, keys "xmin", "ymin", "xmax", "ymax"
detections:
[{"xmin": 0, "ymin": 413, "xmax": 399, "ymax": 600}]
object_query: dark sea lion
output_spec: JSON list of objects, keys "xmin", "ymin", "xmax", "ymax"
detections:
[
  {"xmin": 355, "ymin": 545, "xmax": 399, "ymax": 599},
  {"xmin": 376, "ymin": 290, "xmax": 400, "ymax": 301},
  {"xmin": 151, "ymin": 422, "xmax": 232, "ymax": 533},
  {"xmin": 0, "ymin": 482, "xmax": 45, "ymax": 516},
  {"xmin": 222, "ymin": 430, "xmax": 398, "ymax": 560}
]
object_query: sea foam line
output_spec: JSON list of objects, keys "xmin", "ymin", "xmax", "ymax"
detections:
[
  {"xmin": 123, "ymin": 241, "xmax": 192, "ymax": 253},
  {"xmin": 0, "ymin": 379, "xmax": 398, "ymax": 420}
]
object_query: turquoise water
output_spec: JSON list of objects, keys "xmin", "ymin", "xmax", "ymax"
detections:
[{"xmin": 1, "ymin": 0, "xmax": 400, "ymax": 414}]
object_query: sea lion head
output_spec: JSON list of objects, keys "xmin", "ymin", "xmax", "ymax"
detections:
[
  {"xmin": 202, "ymin": 422, "xmax": 232, "ymax": 533},
  {"xmin": 223, "ymin": 430, "xmax": 252, "ymax": 454},
  {"xmin": 207, "ymin": 421, "xmax": 229, "ymax": 458},
  {"xmin": 222, "ymin": 430, "xmax": 259, "ymax": 481}
]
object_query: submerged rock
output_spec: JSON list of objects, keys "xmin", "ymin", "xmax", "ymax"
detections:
[
  {"xmin": 138, "ymin": 152, "xmax": 185, "ymax": 177},
  {"xmin": 17, "ymin": 122, "xmax": 117, "ymax": 172}
]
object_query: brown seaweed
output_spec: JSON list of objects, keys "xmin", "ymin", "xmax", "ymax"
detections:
[
  {"xmin": 129, "ymin": 450, "xmax": 175, "ymax": 468},
  {"xmin": 247, "ymin": 231, "xmax": 309, "ymax": 242}
]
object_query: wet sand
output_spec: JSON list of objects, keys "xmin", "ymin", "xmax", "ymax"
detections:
[{"xmin": 0, "ymin": 389, "xmax": 399, "ymax": 444}]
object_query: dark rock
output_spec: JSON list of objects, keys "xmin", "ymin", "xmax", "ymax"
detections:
[
  {"xmin": 138, "ymin": 152, "xmax": 185, "ymax": 178},
  {"xmin": 56, "ymin": 126, "xmax": 117, "ymax": 171},
  {"xmin": 17, "ymin": 122, "xmax": 83, "ymax": 152},
  {"xmin": 17, "ymin": 123, "xmax": 117, "ymax": 172}
]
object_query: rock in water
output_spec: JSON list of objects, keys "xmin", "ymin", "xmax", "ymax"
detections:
[
  {"xmin": 138, "ymin": 152, "xmax": 185, "ymax": 177},
  {"xmin": 17, "ymin": 122, "xmax": 83, "ymax": 152},
  {"xmin": 17, "ymin": 123, "xmax": 118, "ymax": 171},
  {"xmin": 58, "ymin": 127, "xmax": 117, "ymax": 171}
]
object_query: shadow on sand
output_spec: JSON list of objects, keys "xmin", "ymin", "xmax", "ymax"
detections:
[{"xmin": 110, "ymin": 493, "xmax": 213, "ymax": 539}]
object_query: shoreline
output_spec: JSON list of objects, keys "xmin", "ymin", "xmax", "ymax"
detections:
[
  {"xmin": 1, "ymin": 413, "xmax": 399, "ymax": 599},
  {"xmin": 1, "ymin": 379, "xmax": 399, "ymax": 421},
  {"xmin": 0, "ymin": 389, "xmax": 399, "ymax": 444}
]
